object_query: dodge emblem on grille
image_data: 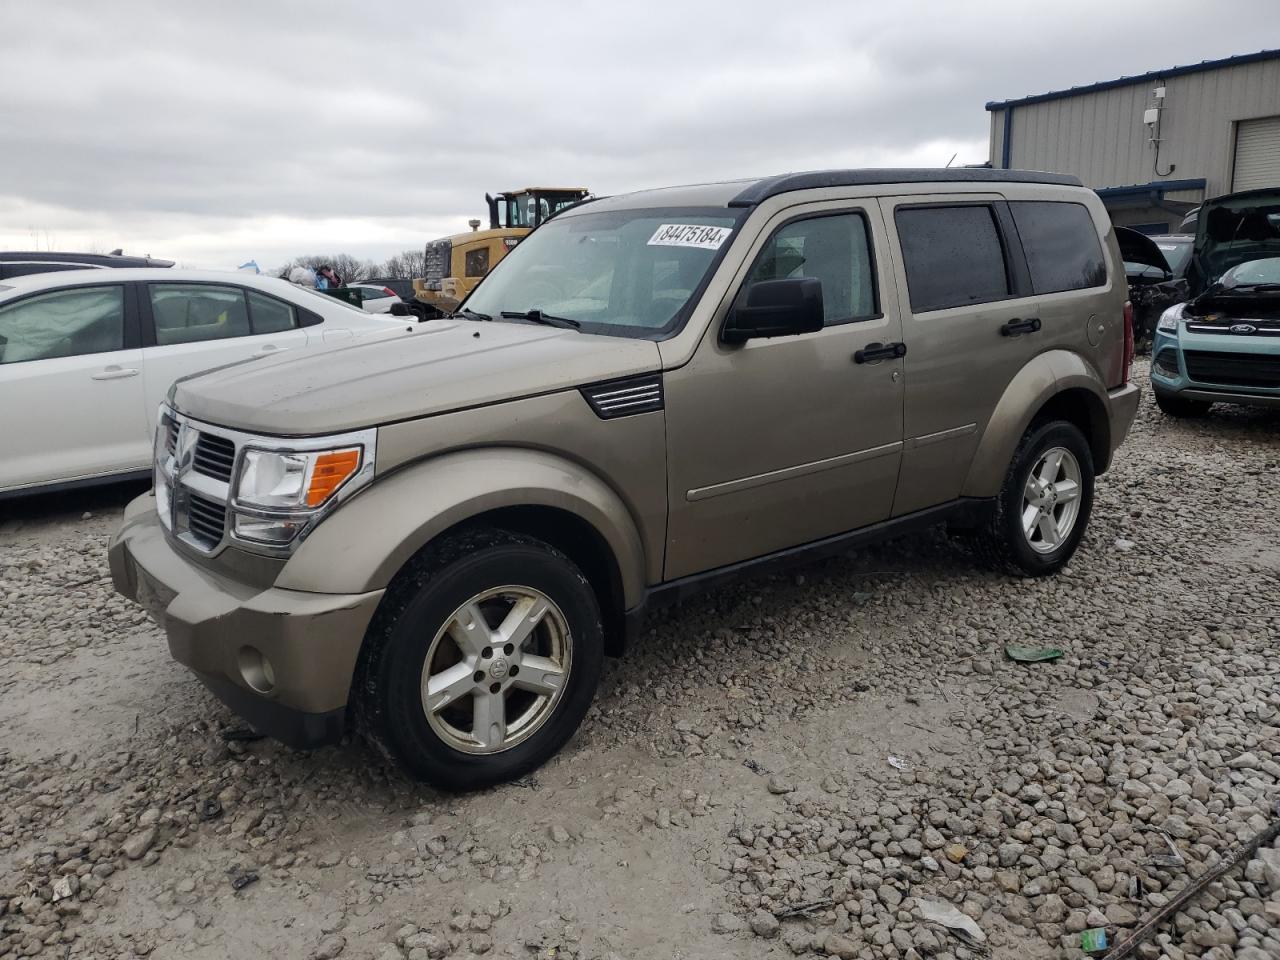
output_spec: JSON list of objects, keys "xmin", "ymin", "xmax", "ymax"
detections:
[{"xmin": 1230, "ymin": 323, "xmax": 1257, "ymax": 334}]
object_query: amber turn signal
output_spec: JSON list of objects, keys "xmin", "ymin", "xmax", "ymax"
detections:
[{"xmin": 306, "ymin": 449, "xmax": 361, "ymax": 506}]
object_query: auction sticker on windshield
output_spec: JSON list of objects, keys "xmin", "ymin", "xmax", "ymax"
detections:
[{"xmin": 648, "ymin": 224, "xmax": 732, "ymax": 250}]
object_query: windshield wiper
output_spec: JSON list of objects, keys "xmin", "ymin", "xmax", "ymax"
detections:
[
  {"xmin": 500, "ymin": 309, "xmax": 581, "ymax": 330},
  {"xmin": 452, "ymin": 307, "xmax": 492, "ymax": 321}
]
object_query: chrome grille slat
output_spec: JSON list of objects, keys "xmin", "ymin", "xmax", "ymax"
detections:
[
  {"xmin": 186, "ymin": 492, "xmax": 227, "ymax": 548},
  {"xmin": 582, "ymin": 375, "xmax": 664, "ymax": 419},
  {"xmin": 192, "ymin": 433, "xmax": 236, "ymax": 482}
]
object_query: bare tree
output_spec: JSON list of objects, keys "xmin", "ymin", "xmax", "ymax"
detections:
[
  {"xmin": 380, "ymin": 249, "xmax": 427, "ymax": 279},
  {"xmin": 276, "ymin": 253, "xmax": 380, "ymax": 285}
]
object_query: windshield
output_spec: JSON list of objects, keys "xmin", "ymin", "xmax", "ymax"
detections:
[
  {"xmin": 503, "ymin": 192, "xmax": 587, "ymax": 228},
  {"xmin": 1220, "ymin": 257, "xmax": 1280, "ymax": 289},
  {"xmin": 1155, "ymin": 239, "xmax": 1192, "ymax": 275},
  {"xmin": 463, "ymin": 207, "xmax": 743, "ymax": 337}
]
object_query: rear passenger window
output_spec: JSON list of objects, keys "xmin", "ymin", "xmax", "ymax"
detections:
[
  {"xmin": 895, "ymin": 205, "xmax": 1010, "ymax": 312},
  {"xmin": 744, "ymin": 213, "xmax": 878, "ymax": 324},
  {"xmin": 247, "ymin": 291, "xmax": 298, "ymax": 333},
  {"xmin": 1010, "ymin": 201, "xmax": 1107, "ymax": 293},
  {"xmin": 150, "ymin": 284, "xmax": 251, "ymax": 345}
]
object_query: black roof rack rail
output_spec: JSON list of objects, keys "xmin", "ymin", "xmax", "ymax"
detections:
[{"xmin": 729, "ymin": 168, "xmax": 1082, "ymax": 207}]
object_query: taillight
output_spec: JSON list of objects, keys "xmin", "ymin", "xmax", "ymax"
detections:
[
  {"xmin": 383, "ymin": 287, "xmax": 396, "ymax": 298},
  {"xmin": 1121, "ymin": 301, "xmax": 1135, "ymax": 385}
]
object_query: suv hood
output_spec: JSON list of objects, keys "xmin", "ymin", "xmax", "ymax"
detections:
[
  {"xmin": 172, "ymin": 320, "xmax": 661, "ymax": 435},
  {"xmin": 1187, "ymin": 189, "xmax": 1280, "ymax": 296}
]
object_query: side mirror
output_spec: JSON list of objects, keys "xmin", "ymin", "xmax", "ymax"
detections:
[
  {"xmin": 389, "ymin": 302, "xmax": 412, "ymax": 317},
  {"xmin": 722, "ymin": 277, "xmax": 824, "ymax": 344}
]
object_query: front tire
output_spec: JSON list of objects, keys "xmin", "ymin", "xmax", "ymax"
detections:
[
  {"xmin": 1154, "ymin": 391, "xmax": 1212, "ymax": 418},
  {"xmin": 354, "ymin": 529, "xmax": 603, "ymax": 791},
  {"xmin": 969, "ymin": 420, "xmax": 1095, "ymax": 577}
]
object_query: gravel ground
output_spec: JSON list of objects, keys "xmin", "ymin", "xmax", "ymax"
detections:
[{"xmin": 2, "ymin": 362, "xmax": 1278, "ymax": 960}]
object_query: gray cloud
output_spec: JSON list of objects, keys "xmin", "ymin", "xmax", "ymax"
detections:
[{"xmin": 2, "ymin": 0, "xmax": 1276, "ymax": 267}]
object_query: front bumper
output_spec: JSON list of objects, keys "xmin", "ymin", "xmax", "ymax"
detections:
[
  {"xmin": 1151, "ymin": 329, "xmax": 1280, "ymax": 407},
  {"xmin": 108, "ymin": 494, "xmax": 384, "ymax": 748}
]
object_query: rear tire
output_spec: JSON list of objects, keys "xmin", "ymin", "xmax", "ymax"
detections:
[
  {"xmin": 968, "ymin": 420, "xmax": 1095, "ymax": 577},
  {"xmin": 1154, "ymin": 391, "xmax": 1212, "ymax": 418},
  {"xmin": 353, "ymin": 528, "xmax": 603, "ymax": 791}
]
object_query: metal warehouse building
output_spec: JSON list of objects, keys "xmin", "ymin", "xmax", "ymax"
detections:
[{"xmin": 986, "ymin": 49, "xmax": 1280, "ymax": 234}]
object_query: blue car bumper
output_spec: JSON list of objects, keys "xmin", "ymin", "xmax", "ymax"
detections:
[{"xmin": 1151, "ymin": 326, "xmax": 1280, "ymax": 409}]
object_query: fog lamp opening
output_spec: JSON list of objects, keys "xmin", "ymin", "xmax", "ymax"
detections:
[{"xmin": 238, "ymin": 646, "xmax": 276, "ymax": 695}]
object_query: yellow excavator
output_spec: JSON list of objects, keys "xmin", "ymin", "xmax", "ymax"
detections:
[{"xmin": 411, "ymin": 187, "xmax": 589, "ymax": 318}]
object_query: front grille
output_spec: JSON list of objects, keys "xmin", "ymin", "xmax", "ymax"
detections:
[
  {"xmin": 186, "ymin": 492, "xmax": 227, "ymax": 548},
  {"xmin": 423, "ymin": 240, "xmax": 451, "ymax": 282},
  {"xmin": 1184, "ymin": 350, "xmax": 1280, "ymax": 389},
  {"xmin": 193, "ymin": 433, "xmax": 236, "ymax": 481},
  {"xmin": 163, "ymin": 416, "xmax": 179, "ymax": 456},
  {"xmin": 581, "ymin": 374, "xmax": 664, "ymax": 419}
]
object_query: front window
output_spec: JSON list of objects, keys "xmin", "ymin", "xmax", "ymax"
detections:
[
  {"xmin": 502, "ymin": 192, "xmax": 586, "ymax": 228},
  {"xmin": 464, "ymin": 206, "xmax": 743, "ymax": 337},
  {"xmin": 0, "ymin": 285, "xmax": 125, "ymax": 364}
]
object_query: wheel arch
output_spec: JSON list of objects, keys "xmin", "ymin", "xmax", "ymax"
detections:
[
  {"xmin": 278, "ymin": 447, "xmax": 648, "ymax": 651},
  {"xmin": 962, "ymin": 350, "xmax": 1113, "ymax": 498}
]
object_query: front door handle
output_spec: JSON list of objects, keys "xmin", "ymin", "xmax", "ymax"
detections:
[
  {"xmin": 854, "ymin": 341, "xmax": 907, "ymax": 364},
  {"xmin": 91, "ymin": 366, "xmax": 139, "ymax": 381},
  {"xmin": 1000, "ymin": 317, "xmax": 1041, "ymax": 337},
  {"xmin": 257, "ymin": 344, "xmax": 280, "ymax": 353}
]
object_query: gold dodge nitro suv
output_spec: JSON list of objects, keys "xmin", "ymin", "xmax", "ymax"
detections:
[{"xmin": 111, "ymin": 169, "xmax": 1141, "ymax": 789}]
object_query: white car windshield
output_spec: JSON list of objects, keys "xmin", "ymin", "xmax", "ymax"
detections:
[{"xmin": 463, "ymin": 207, "xmax": 744, "ymax": 337}]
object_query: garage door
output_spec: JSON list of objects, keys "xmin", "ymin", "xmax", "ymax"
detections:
[{"xmin": 1233, "ymin": 115, "xmax": 1280, "ymax": 191}]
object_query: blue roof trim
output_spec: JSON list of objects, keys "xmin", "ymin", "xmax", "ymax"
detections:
[
  {"xmin": 985, "ymin": 48, "xmax": 1280, "ymax": 111},
  {"xmin": 1094, "ymin": 178, "xmax": 1206, "ymax": 199}
]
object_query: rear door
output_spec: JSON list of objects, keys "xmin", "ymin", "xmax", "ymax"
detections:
[
  {"xmin": 883, "ymin": 194, "xmax": 1111, "ymax": 515},
  {"xmin": 139, "ymin": 282, "xmax": 310, "ymax": 432},
  {"xmin": 881, "ymin": 195, "xmax": 1039, "ymax": 515},
  {"xmin": 0, "ymin": 283, "xmax": 149, "ymax": 490}
]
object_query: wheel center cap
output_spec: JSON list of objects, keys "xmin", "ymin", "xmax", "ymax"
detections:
[{"xmin": 489, "ymin": 658, "xmax": 509, "ymax": 680}]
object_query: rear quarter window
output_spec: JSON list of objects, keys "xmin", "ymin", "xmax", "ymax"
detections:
[{"xmin": 1009, "ymin": 201, "xmax": 1107, "ymax": 294}]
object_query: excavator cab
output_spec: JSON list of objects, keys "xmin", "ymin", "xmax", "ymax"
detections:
[{"xmin": 486, "ymin": 189, "xmax": 590, "ymax": 230}]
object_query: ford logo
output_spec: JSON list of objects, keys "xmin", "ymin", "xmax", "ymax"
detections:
[{"xmin": 1230, "ymin": 323, "xmax": 1257, "ymax": 334}]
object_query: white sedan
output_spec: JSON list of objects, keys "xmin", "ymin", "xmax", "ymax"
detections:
[{"xmin": 0, "ymin": 269, "xmax": 407, "ymax": 497}]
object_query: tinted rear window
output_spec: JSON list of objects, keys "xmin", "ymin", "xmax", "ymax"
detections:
[
  {"xmin": 1010, "ymin": 201, "xmax": 1107, "ymax": 294},
  {"xmin": 895, "ymin": 205, "xmax": 1010, "ymax": 312}
]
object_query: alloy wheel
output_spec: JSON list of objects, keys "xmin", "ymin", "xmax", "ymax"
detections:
[
  {"xmin": 420, "ymin": 586, "xmax": 572, "ymax": 755},
  {"xmin": 1021, "ymin": 446, "xmax": 1083, "ymax": 554}
]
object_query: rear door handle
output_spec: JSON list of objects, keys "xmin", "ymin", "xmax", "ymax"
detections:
[
  {"xmin": 257, "ymin": 344, "xmax": 280, "ymax": 353},
  {"xmin": 854, "ymin": 341, "xmax": 907, "ymax": 364},
  {"xmin": 1000, "ymin": 317, "xmax": 1041, "ymax": 337},
  {"xmin": 91, "ymin": 366, "xmax": 139, "ymax": 381}
]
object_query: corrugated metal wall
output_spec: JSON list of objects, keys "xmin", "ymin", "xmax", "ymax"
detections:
[{"xmin": 990, "ymin": 57, "xmax": 1280, "ymax": 196}]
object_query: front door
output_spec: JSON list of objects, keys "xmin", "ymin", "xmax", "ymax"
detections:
[
  {"xmin": 0, "ymin": 283, "xmax": 149, "ymax": 490},
  {"xmin": 663, "ymin": 203, "xmax": 905, "ymax": 579}
]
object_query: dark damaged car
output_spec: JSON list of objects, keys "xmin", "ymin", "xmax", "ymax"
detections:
[{"xmin": 1150, "ymin": 189, "xmax": 1280, "ymax": 417}]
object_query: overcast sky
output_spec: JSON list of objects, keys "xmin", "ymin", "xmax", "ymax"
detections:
[{"xmin": 3, "ymin": 1, "xmax": 1277, "ymax": 270}]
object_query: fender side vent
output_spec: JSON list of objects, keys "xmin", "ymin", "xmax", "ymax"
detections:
[{"xmin": 581, "ymin": 374, "xmax": 664, "ymax": 419}]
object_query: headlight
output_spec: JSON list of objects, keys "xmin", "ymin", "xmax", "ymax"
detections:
[
  {"xmin": 1156, "ymin": 303, "xmax": 1184, "ymax": 336},
  {"xmin": 232, "ymin": 442, "xmax": 371, "ymax": 547}
]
